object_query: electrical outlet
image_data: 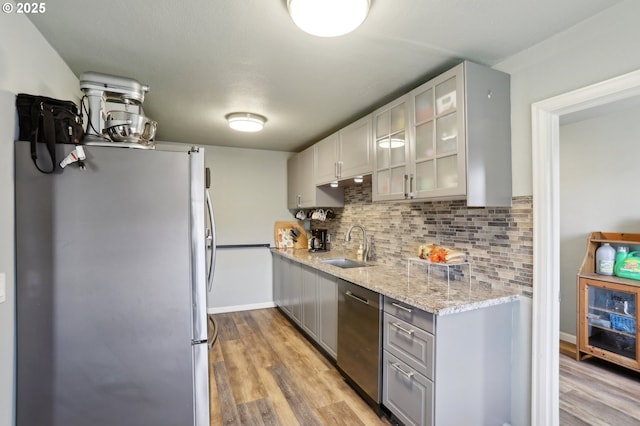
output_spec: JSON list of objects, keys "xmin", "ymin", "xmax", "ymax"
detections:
[{"xmin": 0, "ymin": 272, "xmax": 5, "ymax": 303}]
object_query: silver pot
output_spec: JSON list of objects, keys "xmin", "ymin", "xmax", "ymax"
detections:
[{"xmin": 104, "ymin": 110, "xmax": 157, "ymax": 144}]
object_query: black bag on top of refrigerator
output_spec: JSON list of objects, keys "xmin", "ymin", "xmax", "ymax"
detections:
[{"xmin": 16, "ymin": 93, "xmax": 84, "ymax": 174}]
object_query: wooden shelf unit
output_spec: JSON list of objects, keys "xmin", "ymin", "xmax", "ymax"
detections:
[{"xmin": 577, "ymin": 232, "xmax": 640, "ymax": 372}]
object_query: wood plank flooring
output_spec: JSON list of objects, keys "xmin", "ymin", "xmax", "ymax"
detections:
[
  {"xmin": 560, "ymin": 353, "xmax": 640, "ymax": 425},
  {"xmin": 210, "ymin": 310, "xmax": 640, "ymax": 425},
  {"xmin": 208, "ymin": 308, "xmax": 390, "ymax": 426}
]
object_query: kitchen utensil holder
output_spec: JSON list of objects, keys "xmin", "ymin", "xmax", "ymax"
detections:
[{"xmin": 408, "ymin": 257, "xmax": 471, "ymax": 288}]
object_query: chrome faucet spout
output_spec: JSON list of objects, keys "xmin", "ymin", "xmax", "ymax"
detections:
[{"xmin": 345, "ymin": 224, "xmax": 368, "ymax": 262}]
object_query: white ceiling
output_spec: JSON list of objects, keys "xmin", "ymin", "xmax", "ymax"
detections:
[{"xmin": 28, "ymin": 0, "xmax": 620, "ymax": 152}]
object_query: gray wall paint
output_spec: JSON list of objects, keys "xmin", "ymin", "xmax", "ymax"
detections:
[
  {"xmin": 558, "ymin": 104, "xmax": 640, "ymax": 338},
  {"xmin": 204, "ymin": 146, "xmax": 292, "ymax": 311},
  {"xmin": 0, "ymin": 9, "xmax": 80, "ymax": 426},
  {"xmin": 495, "ymin": 0, "xmax": 640, "ymax": 197}
]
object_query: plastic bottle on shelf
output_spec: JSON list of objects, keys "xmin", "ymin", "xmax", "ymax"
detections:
[
  {"xmin": 596, "ymin": 243, "xmax": 615, "ymax": 275},
  {"xmin": 615, "ymin": 246, "xmax": 629, "ymax": 267}
]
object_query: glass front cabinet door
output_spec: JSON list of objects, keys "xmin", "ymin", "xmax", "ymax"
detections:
[
  {"xmin": 410, "ymin": 66, "xmax": 466, "ymax": 200},
  {"xmin": 578, "ymin": 278, "xmax": 640, "ymax": 371},
  {"xmin": 372, "ymin": 96, "xmax": 411, "ymax": 201}
]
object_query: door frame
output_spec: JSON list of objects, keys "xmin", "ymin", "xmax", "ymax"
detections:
[{"xmin": 530, "ymin": 68, "xmax": 640, "ymax": 425}]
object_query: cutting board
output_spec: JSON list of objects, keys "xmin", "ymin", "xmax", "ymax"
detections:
[{"xmin": 274, "ymin": 221, "xmax": 308, "ymax": 249}]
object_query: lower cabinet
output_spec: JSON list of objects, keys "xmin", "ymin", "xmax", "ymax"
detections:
[
  {"xmin": 272, "ymin": 254, "xmax": 338, "ymax": 360},
  {"xmin": 317, "ymin": 271, "xmax": 338, "ymax": 359},
  {"xmin": 300, "ymin": 264, "xmax": 318, "ymax": 340},
  {"xmin": 382, "ymin": 296, "xmax": 515, "ymax": 426},
  {"xmin": 382, "ymin": 351, "xmax": 433, "ymax": 426}
]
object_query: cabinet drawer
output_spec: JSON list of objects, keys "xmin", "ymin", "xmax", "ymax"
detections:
[
  {"xmin": 384, "ymin": 296, "xmax": 434, "ymax": 333},
  {"xmin": 383, "ymin": 350, "xmax": 433, "ymax": 426},
  {"xmin": 383, "ymin": 313, "xmax": 434, "ymax": 380}
]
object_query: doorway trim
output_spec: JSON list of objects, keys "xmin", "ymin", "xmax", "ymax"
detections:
[{"xmin": 531, "ymin": 68, "xmax": 640, "ymax": 425}]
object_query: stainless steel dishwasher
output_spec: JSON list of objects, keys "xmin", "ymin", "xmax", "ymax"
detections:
[{"xmin": 337, "ymin": 279, "xmax": 381, "ymax": 407}]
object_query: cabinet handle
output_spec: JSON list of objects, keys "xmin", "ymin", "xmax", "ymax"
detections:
[
  {"xmin": 409, "ymin": 174, "xmax": 414, "ymax": 199},
  {"xmin": 403, "ymin": 174, "xmax": 409, "ymax": 198},
  {"xmin": 297, "ymin": 194, "xmax": 301, "ymax": 208},
  {"xmin": 391, "ymin": 302, "xmax": 412, "ymax": 313},
  {"xmin": 335, "ymin": 162, "xmax": 338, "ymax": 179},
  {"xmin": 338, "ymin": 161, "xmax": 343, "ymax": 178},
  {"xmin": 346, "ymin": 290, "xmax": 369, "ymax": 305},
  {"xmin": 391, "ymin": 322, "xmax": 415, "ymax": 336},
  {"xmin": 391, "ymin": 362, "xmax": 415, "ymax": 379}
]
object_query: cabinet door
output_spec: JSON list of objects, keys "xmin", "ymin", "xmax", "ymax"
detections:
[
  {"xmin": 383, "ymin": 313, "xmax": 435, "ymax": 380},
  {"xmin": 373, "ymin": 96, "xmax": 411, "ymax": 201},
  {"xmin": 272, "ymin": 255, "xmax": 283, "ymax": 307},
  {"xmin": 297, "ymin": 146, "xmax": 316, "ymax": 208},
  {"xmin": 300, "ymin": 265, "xmax": 318, "ymax": 339},
  {"xmin": 411, "ymin": 65, "xmax": 466, "ymax": 200},
  {"xmin": 282, "ymin": 259, "xmax": 302, "ymax": 323},
  {"xmin": 382, "ymin": 351, "xmax": 433, "ymax": 426},
  {"xmin": 317, "ymin": 271, "xmax": 338, "ymax": 359},
  {"xmin": 579, "ymin": 278, "xmax": 640, "ymax": 371},
  {"xmin": 339, "ymin": 115, "xmax": 372, "ymax": 179},
  {"xmin": 280, "ymin": 258, "xmax": 292, "ymax": 316},
  {"xmin": 315, "ymin": 133, "xmax": 339, "ymax": 185},
  {"xmin": 287, "ymin": 154, "xmax": 300, "ymax": 209}
]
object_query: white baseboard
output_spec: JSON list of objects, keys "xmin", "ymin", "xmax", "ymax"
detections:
[
  {"xmin": 207, "ymin": 301, "xmax": 276, "ymax": 315},
  {"xmin": 559, "ymin": 332, "xmax": 576, "ymax": 345}
]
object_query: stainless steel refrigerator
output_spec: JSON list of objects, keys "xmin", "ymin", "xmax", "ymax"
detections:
[{"xmin": 14, "ymin": 141, "xmax": 215, "ymax": 426}]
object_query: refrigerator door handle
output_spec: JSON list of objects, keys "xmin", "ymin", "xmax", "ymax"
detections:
[
  {"xmin": 207, "ymin": 315, "xmax": 218, "ymax": 350},
  {"xmin": 206, "ymin": 190, "xmax": 216, "ymax": 292}
]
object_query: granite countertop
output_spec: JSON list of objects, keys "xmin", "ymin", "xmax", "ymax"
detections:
[{"xmin": 271, "ymin": 248, "xmax": 520, "ymax": 316}]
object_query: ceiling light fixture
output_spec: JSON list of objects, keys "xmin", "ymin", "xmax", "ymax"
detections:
[
  {"xmin": 225, "ymin": 112, "xmax": 267, "ymax": 132},
  {"xmin": 330, "ymin": 180, "xmax": 339, "ymax": 188},
  {"xmin": 354, "ymin": 176, "xmax": 364, "ymax": 183},
  {"xmin": 287, "ymin": 0, "xmax": 371, "ymax": 37}
]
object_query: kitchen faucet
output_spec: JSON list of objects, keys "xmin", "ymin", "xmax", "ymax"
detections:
[{"xmin": 345, "ymin": 224, "xmax": 368, "ymax": 262}]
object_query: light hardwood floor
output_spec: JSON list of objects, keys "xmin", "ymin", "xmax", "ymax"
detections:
[
  {"xmin": 209, "ymin": 310, "xmax": 640, "ymax": 425},
  {"xmin": 208, "ymin": 308, "xmax": 391, "ymax": 426},
  {"xmin": 560, "ymin": 352, "xmax": 640, "ymax": 425}
]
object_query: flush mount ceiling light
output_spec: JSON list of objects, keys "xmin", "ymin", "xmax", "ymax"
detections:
[
  {"xmin": 287, "ymin": 0, "xmax": 371, "ymax": 37},
  {"xmin": 225, "ymin": 112, "xmax": 267, "ymax": 132}
]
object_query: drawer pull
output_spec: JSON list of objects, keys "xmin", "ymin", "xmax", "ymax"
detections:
[
  {"xmin": 346, "ymin": 291, "xmax": 369, "ymax": 305},
  {"xmin": 391, "ymin": 362, "xmax": 414, "ymax": 379},
  {"xmin": 391, "ymin": 302, "xmax": 412, "ymax": 313},
  {"xmin": 391, "ymin": 322, "xmax": 415, "ymax": 336}
]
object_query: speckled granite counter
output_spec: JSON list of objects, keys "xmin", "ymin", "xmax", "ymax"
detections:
[{"xmin": 271, "ymin": 248, "xmax": 520, "ymax": 315}]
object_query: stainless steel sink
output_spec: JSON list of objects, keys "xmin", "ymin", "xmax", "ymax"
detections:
[{"xmin": 320, "ymin": 258, "xmax": 369, "ymax": 268}]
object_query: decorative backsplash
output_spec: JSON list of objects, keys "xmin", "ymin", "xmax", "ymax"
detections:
[{"xmin": 311, "ymin": 183, "xmax": 533, "ymax": 296}]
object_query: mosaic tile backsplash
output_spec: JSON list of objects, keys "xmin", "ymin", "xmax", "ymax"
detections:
[{"xmin": 310, "ymin": 183, "xmax": 533, "ymax": 296}]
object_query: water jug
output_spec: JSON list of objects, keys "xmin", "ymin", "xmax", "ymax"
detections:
[{"xmin": 595, "ymin": 243, "xmax": 615, "ymax": 275}]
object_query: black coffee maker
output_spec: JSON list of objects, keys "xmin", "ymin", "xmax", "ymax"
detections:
[{"xmin": 309, "ymin": 228, "xmax": 328, "ymax": 252}]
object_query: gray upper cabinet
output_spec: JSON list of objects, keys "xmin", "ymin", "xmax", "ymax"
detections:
[
  {"xmin": 314, "ymin": 132, "xmax": 340, "ymax": 185},
  {"xmin": 372, "ymin": 96, "xmax": 411, "ymax": 201},
  {"xmin": 287, "ymin": 145, "xmax": 344, "ymax": 209},
  {"xmin": 315, "ymin": 115, "xmax": 373, "ymax": 186},
  {"xmin": 373, "ymin": 61, "xmax": 512, "ymax": 206}
]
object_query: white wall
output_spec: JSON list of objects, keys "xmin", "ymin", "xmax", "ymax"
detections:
[
  {"xmin": 558, "ymin": 104, "xmax": 640, "ymax": 338},
  {"xmin": 492, "ymin": 2, "xmax": 640, "ymax": 424},
  {"xmin": 0, "ymin": 6, "xmax": 80, "ymax": 426},
  {"xmin": 495, "ymin": 0, "xmax": 640, "ymax": 197},
  {"xmin": 203, "ymin": 146, "xmax": 292, "ymax": 312}
]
